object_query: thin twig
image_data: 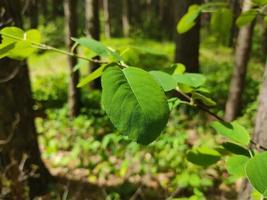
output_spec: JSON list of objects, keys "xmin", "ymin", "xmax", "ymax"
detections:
[
  {"xmin": 175, "ymin": 89, "xmax": 267, "ymax": 152},
  {"xmin": 0, "ymin": 32, "xmax": 109, "ymax": 64},
  {"xmin": 0, "ymin": 65, "xmax": 20, "ymax": 83}
]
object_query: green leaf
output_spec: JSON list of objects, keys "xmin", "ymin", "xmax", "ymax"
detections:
[
  {"xmin": 0, "ymin": 27, "xmax": 41, "ymax": 59},
  {"xmin": 0, "ymin": 43, "xmax": 16, "ymax": 58},
  {"xmin": 253, "ymin": 0, "xmax": 267, "ymax": 5},
  {"xmin": 222, "ymin": 142, "xmax": 250, "ymax": 157},
  {"xmin": 77, "ymin": 64, "xmax": 108, "ymax": 87},
  {"xmin": 72, "ymin": 37, "xmax": 122, "ymax": 62},
  {"xmin": 211, "ymin": 121, "xmax": 250, "ymax": 146},
  {"xmin": 186, "ymin": 147, "xmax": 221, "ymax": 167},
  {"xmin": 236, "ymin": 10, "xmax": 257, "ymax": 27},
  {"xmin": 177, "ymin": 5, "xmax": 201, "ymax": 34},
  {"xmin": 150, "ymin": 71, "xmax": 177, "ymax": 92},
  {"xmin": 246, "ymin": 152, "xmax": 267, "ymax": 196},
  {"xmin": 226, "ymin": 155, "xmax": 250, "ymax": 178},
  {"xmin": 101, "ymin": 65, "xmax": 170, "ymax": 145},
  {"xmin": 174, "ymin": 73, "xmax": 206, "ymax": 88},
  {"xmin": 171, "ymin": 63, "xmax": 186, "ymax": 75},
  {"xmin": 192, "ymin": 92, "xmax": 216, "ymax": 106}
]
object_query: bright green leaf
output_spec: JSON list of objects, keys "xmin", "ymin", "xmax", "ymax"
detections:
[
  {"xmin": 78, "ymin": 64, "xmax": 108, "ymax": 87},
  {"xmin": 72, "ymin": 37, "xmax": 122, "ymax": 62},
  {"xmin": 177, "ymin": 5, "xmax": 201, "ymax": 34},
  {"xmin": 101, "ymin": 65, "xmax": 170, "ymax": 145},
  {"xmin": 186, "ymin": 147, "xmax": 221, "ymax": 167},
  {"xmin": 236, "ymin": 10, "xmax": 257, "ymax": 27},
  {"xmin": 171, "ymin": 63, "xmax": 186, "ymax": 75},
  {"xmin": 226, "ymin": 155, "xmax": 250, "ymax": 178},
  {"xmin": 150, "ymin": 71, "xmax": 177, "ymax": 92},
  {"xmin": 174, "ymin": 73, "xmax": 206, "ymax": 88},
  {"xmin": 246, "ymin": 152, "xmax": 267, "ymax": 196},
  {"xmin": 0, "ymin": 43, "xmax": 16, "ymax": 58},
  {"xmin": 211, "ymin": 121, "xmax": 250, "ymax": 146},
  {"xmin": 192, "ymin": 92, "xmax": 216, "ymax": 106},
  {"xmin": 253, "ymin": 0, "xmax": 267, "ymax": 5}
]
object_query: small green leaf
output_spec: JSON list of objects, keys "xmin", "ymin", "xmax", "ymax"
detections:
[
  {"xmin": 236, "ymin": 10, "xmax": 257, "ymax": 27},
  {"xmin": 0, "ymin": 27, "xmax": 41, "ymax": 59},
  {"xmin": 78, "ymin": 64, "xmax": 108, "ymax": 87},
  {"xmin": 211, "ymin": 121, "xmax": 250, "ymax": 146},
  {"xmin": 174, "ymin": 73, "xmax": 206, "ymax": 88},
  {"xmin": 192, "ymin": 92, "xmax": 216, "ymax": 106},
  {"xmin": 150, "ymin": 71, "xmax": 177, "ymax": 92},
  {"xmin": 101, "ymin": 65, "xmax": 170, "ymax": 145},
  {"xmin": 226, "ymin": 155, "xmax": 250, "ymax": 178},
  {"xmin": 177, "ymin": 5, "xmax": 201, "ymax": 34},
  {"xmin": 72, "ymin": 37, "xmax": 122, "ymax": 61},
  {"xmin": 0, "ymin": 43, "xmax": 16, "ymax": 58},
  {"xmin": 246, "ymin": 152, "xmax": 267, "ymax": 196},
  {"xmin": 186, "ymin": 147, "xmax": 221, "ymax": 167},
  {"xmin": 222, "ymin": 142, "xmax": 250, "ymax": 157},
  {"xmin": 171, "ymin": 63, "xmax": 186, "ymax": 75}
]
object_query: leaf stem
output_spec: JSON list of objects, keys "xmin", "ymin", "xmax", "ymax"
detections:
[{"xmin": 0, "ymin": 31, "xmax": 108, "ymax": 64}]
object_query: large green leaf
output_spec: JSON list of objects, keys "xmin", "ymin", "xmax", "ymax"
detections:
[
  {"xmin": 186, "ymin": 147, "xmax": 221, "ymax": 167},
  {"xmin": 236, "ymin": 10, "xmax": 257, "ymax": 27},
  {"xmin": 149, "ymin": 71, "xmax": 177, "ymax": 92},
  {"xmin": 177, "ymin": 5, "xmax": 201, "ymax": 34},
  {"xmin": 226, "ymin": 155, "xmax": 250, "ymax": 178},
  {"xmin": 101, "ymin": 65, "xmax": 170, "ymax": 145},
  {"xmin": 211, "ymin": 121, "xmax": 250, "ymax": 146},
  {"xmin": 246, "ymin": 152, "xmax": 267, "ymax": 196},
  {"xmin": 174, "ymin": 73, "xmax": 206, "ymax": 88},
  {"xmin": 72, "ymin": 37, "xmax": 122, "ymax": 62}
]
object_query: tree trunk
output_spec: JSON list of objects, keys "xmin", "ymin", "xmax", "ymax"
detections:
[
  {"xmin": 40, "ymin": 0, "xmax": 48, "ymax": 24},
  {"xmin": 64, "ymin": 0, "xmax": 81, "ymax": 117},
  {"xmin": 174, "ymin": 0, "xmax": 201, "ymax": 73},
  {"xmin": 103, "ymin": 0, "xmax": 111, "ymax": 38},
  {"xmin": 262, "ymin": 22, "xmax": 267, "ymax": 57},
  {"xmin": 224, "ymin": 0, "xmax": 254, "ymax": 122},
  {"xmin": 28, "ymin": 0, "xmax": 39, "ymax": 28},
  {"xmin": 85, "ymin": 0, "xmax": 101, "ymax": 89},
  {"xmin": 122, "ymin": 0, "xmax": 130, "ymax": 37},
  {"xmin": 237, "ymin": 59, "xmax": 267, "ymax": 199},
  {"xmin": 0, "ymin": 0, "xmax": 52, "ymax": 198},
  {"xmin": 229, "ymin": 0, "xmax": 241, "ymax": 47}
]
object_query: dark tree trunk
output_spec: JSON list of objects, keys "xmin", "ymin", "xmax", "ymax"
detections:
[
  {"xmin": 64, "ymin": 0, "xmax": 81, "ymax": 117},
  {"xmin": 122, "ymin": 0, "xmax": 130, "ymax": 37},
  {"xmin": 85, "ymin": 0, "xmax": 101, "ymax": 89},
  {"xmin": 28, "ymin": 0, "xmax": 39, "ymax": 28},
  {"xmin": 52, "ymin": 0, "xmax": 64, "ymax": 18},
  {"xmin": 224, "ymin": 0, "xmax": 254, "ymax": 122},
  {"xmin": 229, "ymin": 0, "xmax": 241, "ymax": 47},
  {"xmin": 109, "ymin": 0, "xmax": 123, "ymax": 37},
  {"xmin": 237, "ymin": 58, "xmax": 267, "ymax": 200},
  {"xmin": 174, "ymin": 0, "xmax": 201, "ymax": 73},
  {"xmin": 103, "ymin": 0, "xmax": 111, "ymax": 38},
  {"xmin": 0, "ymin": 0, "xmax": 52, "ymax": 198},
  {"xmin": 40, "ymin": 0, "xmax": 48, "ymax": 23}
]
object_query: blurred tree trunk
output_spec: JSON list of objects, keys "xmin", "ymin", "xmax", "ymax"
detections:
[
  {"xmin": 237, "ymin": 59, "xmax": 267, "ymax": 199},
  {"xmin": 224, "ymin": 0, "xmax": 254, "ymax": 122},
  {"xmin": 85, "ymin": 0, "xmax": 101, "ymax": 89},
  {"xmin": 174, "ymin": 0, "xmax": 201, "ymax": 73},
  {"xmin": 109, "ymin": 0, "xmax": 122, "ymax": 37},
  {"xmin": 28, "ymin": 0, "xmax": 39, "ymax": 28},
  {"xmin": 64, "ymin": 0, "xmax": 81, "ymax": 117},
  {"xmin": 229, "ymin": 0, "xmax": 241, "ymax": 47},
  {"xmin": 52, "ymin": 0, "xmax": 63, "ymax": 18},
  {"xmin": 0, "ymin": 0, "xmax": 52, "ymax": 198},
  {"xmin": 40, "ymin": 0, "xmax": 48, "ymax": 23},
  {"xmin": 122, "ymin": 0, "xmax": 130, "ymax": 37},
  {"xmin": 103, "ymin": 0, "xmax": 111, "ymax": 38},
  {"xmin": 262, "ymin": 23, "xmax": 267, "ymax": 56}
]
